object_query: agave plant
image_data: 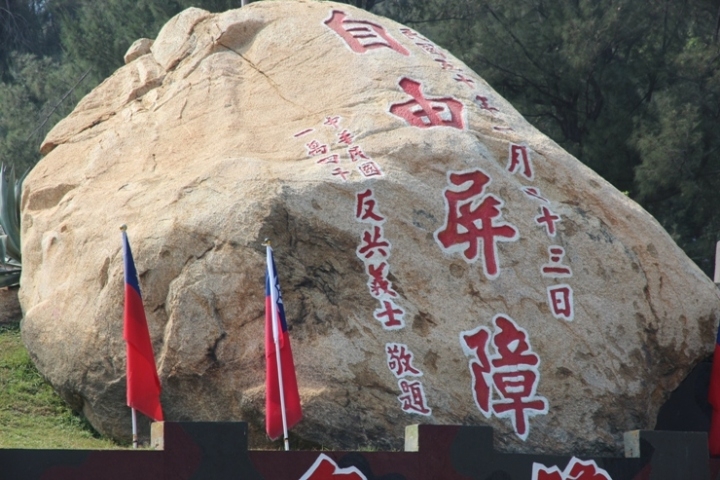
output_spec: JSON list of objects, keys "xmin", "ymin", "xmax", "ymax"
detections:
[{"xmin": 0, "ymin": 164, "xmax": 27, "ymax": 288}]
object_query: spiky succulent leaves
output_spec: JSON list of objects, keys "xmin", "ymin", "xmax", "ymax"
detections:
[
  {"xmin": 0, "ymin": 235, "xmax": 6, "ymax": 265},
  {"xmin": 0, "ymin": 233, "xmax": 21, "ymax": 288},
  {"xmin": 0, "ymin": 164, "xmax": 23, "ymax": 263},
  {"xmin": 0, "ymin": 263, "xmax": 21, "ymax": 288},
  {"xmin": 0, "ymin": 164, "xmax": 25, "ymax": 287}
]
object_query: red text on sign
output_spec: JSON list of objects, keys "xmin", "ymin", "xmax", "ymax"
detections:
[
  {"xmin": 324, "ymin": 10, "xmax": 410, "ymax": 56},
  {"xmin": 389, "ymin": 78, "xmax": 465, "ymax": 130},
  {"xmin": 435, "ymin": 169, "xmax": 519, "ymax": 279}
]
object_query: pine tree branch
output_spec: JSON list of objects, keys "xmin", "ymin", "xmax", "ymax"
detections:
[
  {"xmin": 481, "ymin": 1, "xmax": 555, "ymax": 80},
  {"xmin": 25, "ymin": 68, "xmax": 91, "ymax": 143}
]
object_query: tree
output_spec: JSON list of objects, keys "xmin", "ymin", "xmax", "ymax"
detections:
[
  {"xmin": 0, "ymin": 51, "xmax": 91, "ymax": 173},
  {"xmin": 0, "ymin": 163, "xmax": 26, "ymax": 287},
  {"xmin": 376, "ymin": 0, "xmax": 720, "ymax": 274},
  {"xmin": 632, "ymin": 16, "xmax": 720, "ymax": 271},
  {"xmin": 0, "ymin": 0, "xmax": 62, "ymax": 79}
]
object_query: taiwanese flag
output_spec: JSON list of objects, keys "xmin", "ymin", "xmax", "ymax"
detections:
[
  {"xmin": 122, "ymin": 230, "xmax": 164, "ymax": 422},
  {"xmin": 710, "ymin": 322, "xmax": 720, "ymax": 455},
  {"xmin": 265, "ymin": 246, "xmax": 302, "ymax": 440}
]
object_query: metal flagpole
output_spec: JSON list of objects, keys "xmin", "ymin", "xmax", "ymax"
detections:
[
  {"xmin": 131, "ymin": 408, "xmax": 138, "ymax": 449},
  {"xmin": 266, "ymin": 244, "xmax": 291, "ymax": 451},
  {"xmin": 241, "ymin": 0, "xmax": 247, "ymax": 6}
]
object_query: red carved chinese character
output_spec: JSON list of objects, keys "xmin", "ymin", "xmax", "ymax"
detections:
[
  {"xmin": 367, "ymin": 262, "xmax": 397, "ymax": 298},
  {"xmin": 491, "ymin": 316, "xmax": 539, "ymax": 368},
  {"xmin": 435, "ymin": 58, "xmax": 456, "ymax": 70},
  {"xmin": 398, "ymin": 379, "xmax": 432, "ymax": 415},
  {"xmin": 535, "ymin": 206, "xmax": 560, "ymax": 237},
  {"xmin": 317, "ymin": 154, "xmax": 340, "ymax": 165},
  {"xmin": 454, "ymin": 73, "xmax": 475, "ymax": 88},
  {"xmin": 389, "ymin": 78, "xmax": 465, "ymax": 130},
  {"xmin": 324, "ymin": 116, "xmax": 341, "ymax": 129},
  {"xmin": 332, "ymin": 167, "xmax": 350, "ymax": 181},
  {"xmin": 532, "ymin": 468, "xmax": 563, "ymax": 480},
  {"xmin": 300, "ymin": 454, "xmax": 367, "ymax": 480},
  {"xmin": 386, "ymin": 343, "xmax": 422, "ymax": 378},
  {"xmin": 348, "ymin": 145, "xmax": 370, "ymax": 162},
  {"xmin": 416, "ymin": 42, "xmax": 444, "ymax": 57},
  {"xmin": 357, "ymin": 225, "xmax": 390, "ymax": 261},
  {"xmin": 399, "ymin": 28, "xmax": 428, "ymax": 42},
  {"xmin": 564, "ymin": 458, "xmax": 612, "ymax": 480},
  {"xmin": 306, "ymin": 140, "xmax": 329, "ymax": 156},
  {"xmin": 531, "ymin": 457, "xmax": 612, "ymax": 480},
  {"xmin": 358, "ymin": 161, "xmax": 383, "ymax": 178},
  {"xmin": 374, "ymin": 299, "xmax": 405, "ymax": 329},
  {"xmin": 324, "ymin": 10, "xmax": 410, "ymax": 56},
  {"xmin": 460, "ymin": 326, "xmax": 493, "ymax": 416},
  {"xmin": 461, "ymin": 314, "xmax": 548, "ymax": 440},
  {"xmin": 548, "ymin": 284, "xmax": 574, "ymax": 321},
  {"xmin": 434, "ymin": 170, "xmax": 519, "ymax": 279},
  {"xmin": 475, "ymin": 95, "xmax": 499, "ymax": 113},
  {"xmin": 541, "ymin": 246, "xmax": 572, "ymax": 278},
  {"xmin": 338, "ymin": 129, "xmax": 354, "ymax": 145},
  {"xmin": 521, "ymin": 186, "xmax": 549, "ymax": 204},
  {"xmin": 492, "ymin": 370, "xmax": 548, "ymax": 438},
  {"xmin": 294, "ymin": 128, "xmax": 314, "ymax": 138},
  {"xmin": 490, "ymin": 316, "xmax": 548, "ymax": 440},
  {"xmin": 356, "ymin": 189, "xmax": 385, "ymax": 224},
  {"xmin": 508, "ymin": 144, "xmax": 533, "ymax": 180}
]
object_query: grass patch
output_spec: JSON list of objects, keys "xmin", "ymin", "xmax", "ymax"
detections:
[{"xmin": 0, "ymin": 323, "xmax": 119, "ymax": 449}]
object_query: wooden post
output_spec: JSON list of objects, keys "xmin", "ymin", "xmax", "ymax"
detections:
[{"xmin": 150, "ymin": 422, "xmax": 164, "ymax": 450}]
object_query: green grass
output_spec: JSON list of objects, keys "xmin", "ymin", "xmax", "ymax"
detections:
[{"xmin": 0, "ymin": 323, "xmax": 119, "ymax": 449}]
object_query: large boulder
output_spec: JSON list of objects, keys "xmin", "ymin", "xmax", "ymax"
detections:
[{"xmin": 20, "ymin": 0, "xmax": 720, "ymax": 454}]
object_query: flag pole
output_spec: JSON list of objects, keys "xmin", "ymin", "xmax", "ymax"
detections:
[
  {"xmin": 123, "ymin": 224, "xmax": 140, "ymax": 450},
  {"xmin": 122, "ymin": 223, "xmax": 164, "ymax": 448},
  {"xmin": 265, "ymin": 240, "xmax": 291, "ymax": 451},
  {"xmin": 131, "ymin": 407, "xmax": 138, "ymax": 449}
]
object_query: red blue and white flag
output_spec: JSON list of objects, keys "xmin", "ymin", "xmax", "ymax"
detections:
[
  {"xmin": 710, "ymin": 322, "xmax": 720, "ymax": 455},
  {"xmin": 265, "ymin": 245, "xmax": 302, "ymax": 440},
  {"xmin": 122, "ymin": 230, "xmax": 164, "ymax": 422}
]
